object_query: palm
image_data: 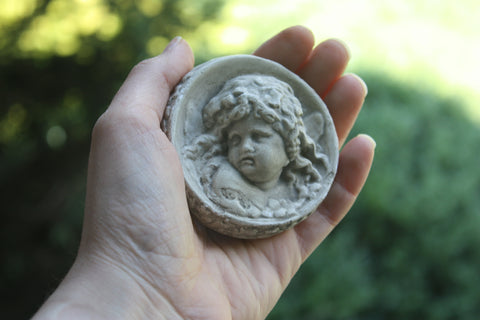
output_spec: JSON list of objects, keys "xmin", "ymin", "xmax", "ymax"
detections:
[
  {"xmin": 203, "ymin": 227, "xmax": 311, "ymax": 318},
  {"xmin": 83, "ymin": 26, "xmax": 374, "ymax": 320}
]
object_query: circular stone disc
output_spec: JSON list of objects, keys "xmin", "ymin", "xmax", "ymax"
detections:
[{"xmin": 163, "ymin": 55, "xmax": 338, "ymax": 239}]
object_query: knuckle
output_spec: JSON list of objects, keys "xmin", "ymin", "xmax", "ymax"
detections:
[
  {"xmin": 91, "ymin": 111, "xmax": 114, "ymax": 141},
  {"xmin": 131, "ymin": 57, "xmax": 155, "ymax": 74},
  {"xmin": 91, "ymin": 107, "xmax": 157, "ymax": 145}
]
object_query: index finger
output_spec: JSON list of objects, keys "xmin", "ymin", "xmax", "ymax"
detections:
[{"xmin": 253, "ymin": 25, "xmax": 315, "ymax": 72}]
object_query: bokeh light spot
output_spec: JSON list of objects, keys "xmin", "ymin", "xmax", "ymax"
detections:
[
  {"xmin": 0, "ymin": 0, "xmax": 38, "ymax": 26},
  {"xmin": 146, "ymin": 36, "xmax": 169, "ymax": 56},
  {"xmin": 46, "ymin": 126, "xmax": 67, "ymax": 149},
  {"xmin": 136, "ymin": 0, "xmax": 164, "ymax": 17},
  {"xmin": 0, "ymin": 104, "xmax": 27, "ymax": 144},
  {"xmin": 220, "ymin": 26, "xmax": 249, "ymax": 46}
]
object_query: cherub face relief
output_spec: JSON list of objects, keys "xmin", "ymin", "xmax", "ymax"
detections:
[{"xmin": 227, "ymin": 115, "xmax": 289, "ymax": 191}]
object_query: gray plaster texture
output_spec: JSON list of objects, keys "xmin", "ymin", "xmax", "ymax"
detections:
[{"xmin": 163, "ymin": 55, "xmax": 338, "ymax": 238}]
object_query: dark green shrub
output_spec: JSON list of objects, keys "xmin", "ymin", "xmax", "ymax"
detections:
[
  {"xmin": 268, "ymin": 72, "xmax": 480, "ymax": 320},
  {"xmin": 0, "ymin": 1, "xmax": 226, "ymax": 319}
]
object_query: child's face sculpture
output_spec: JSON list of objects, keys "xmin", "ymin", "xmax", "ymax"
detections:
[
  {"xmin": 227, "ymin": 115, "xmax": 289, "ymax": 190},
  {"xmin": 165, "ymin": 56, "xmax": 339, "ymax": 238}
]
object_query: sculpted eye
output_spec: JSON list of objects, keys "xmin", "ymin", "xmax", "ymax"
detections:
[
  {"xmin": 228, "ymin": 134, "xmax": 241, "ymax": 146},
  {"xmin": 251, "ymin": 133, "xmax": 261, "ymax": 142},
  {"xmin": 252, "ymin": 130, "xmax": 271, "ymax": 142}
]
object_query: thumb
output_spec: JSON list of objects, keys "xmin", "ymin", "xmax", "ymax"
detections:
[
  {"xmin": 108, "ymin": 37, "xmax": 194, "ymax": 124},
  {"xmin": 83, "ymin": 37, "xmax": 195, "ymax": 256}
]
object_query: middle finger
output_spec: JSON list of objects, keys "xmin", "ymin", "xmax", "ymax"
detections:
[{"xmin": 297, "ymin": 39, "xmax": 350, "ymax": 98}]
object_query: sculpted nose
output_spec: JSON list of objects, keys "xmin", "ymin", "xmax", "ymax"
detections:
[{"xmin": 241, "ymin": 137, "xmax": 255, "ymax": 153}]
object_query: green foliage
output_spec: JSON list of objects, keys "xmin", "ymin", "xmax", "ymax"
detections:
[
  {"xmin": 2, "ymin": 2, "xmax": 480, "ymax": 319},
  {"xmin": 0, "ymin": 1, "xmax": 225, "ymax": 319},
  {"xmin": 268, "ymin": 73, "xmax": 480, "ymax": 320}
]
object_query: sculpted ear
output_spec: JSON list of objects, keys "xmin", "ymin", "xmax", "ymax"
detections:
[
  {"xmin": 303, "ymin": 112, "xmax": 324, "ymax": 141},
  {"xmin": 283, "ymin": 155, "xmax": 290, "ymax": 167}
]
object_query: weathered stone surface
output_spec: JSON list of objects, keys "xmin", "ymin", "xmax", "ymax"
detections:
[{"xmin": 163, "ymin": 55, "xmax": 338, "ymax": 238}]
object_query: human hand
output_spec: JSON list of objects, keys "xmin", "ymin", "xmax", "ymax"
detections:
[{"xmin": 33, "ymin": 26, "xmax": 374, "ymax": 320}]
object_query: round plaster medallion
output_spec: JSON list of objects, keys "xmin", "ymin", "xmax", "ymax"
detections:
[{"xmin": 163, "ymin": 55, "xmax": 338, "ymax": 239}]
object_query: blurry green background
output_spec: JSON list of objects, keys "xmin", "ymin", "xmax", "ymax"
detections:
[{"xmin": 1, "ymin": 0, "xmax": 479, "ymax": 319}]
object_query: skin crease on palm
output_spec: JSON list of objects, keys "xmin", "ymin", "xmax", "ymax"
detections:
[{"xmin": 32, "ymin": 26, "xmax": 375, "ymax": 320}]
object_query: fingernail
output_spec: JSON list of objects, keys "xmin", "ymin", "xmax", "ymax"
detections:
[
  {"xmin": 335, "ymin": 38, "xmax": 351, "ymax": 61},
  {"xmin": 163, "ymin": 36, "xmax": 182, "ymax": 53},
  {"xmin": 349, "ymin": 73, "xmax": 368, "ymax": 97},
  {"xmin": 357, "ymin": 134, "xmax": 376, "ymax": 149}
]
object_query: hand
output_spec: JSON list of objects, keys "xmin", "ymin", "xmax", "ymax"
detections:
[{"xmin": 33, "ymin": 26, "xmax": 375, "ymax": 320}]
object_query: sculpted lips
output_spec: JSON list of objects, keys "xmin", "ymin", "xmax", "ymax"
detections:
[{"xmin": 239, "ymin": 155, "xmax": 255, "ymax": 166}]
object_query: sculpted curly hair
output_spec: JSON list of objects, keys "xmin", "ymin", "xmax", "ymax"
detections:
[{"xmin": 191, "ymin": 74, "xmax": 329, "ymax": 198}]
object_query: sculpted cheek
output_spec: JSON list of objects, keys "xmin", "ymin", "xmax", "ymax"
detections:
[{"xmin": 228, "ymin": 148, "xmax": 238, "ymax": 169}]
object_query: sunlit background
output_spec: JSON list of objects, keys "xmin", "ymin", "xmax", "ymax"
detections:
[{"xmin": 1, "ymin": 0, "xmax": 479, "ymax": 319}]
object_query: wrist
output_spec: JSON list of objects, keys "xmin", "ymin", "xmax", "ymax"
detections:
[{"xmin": 32, "ymin": 252, "xmax": 181, "ymax": 320}]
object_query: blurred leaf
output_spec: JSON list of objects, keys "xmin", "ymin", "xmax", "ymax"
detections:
[
  {"xmin": 269, "ymin": 72, "xmax": 480, "ymax": 320},
  {"xmin": 0, "ymin": 1, "xmax": 226, "ymax": 318}
]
